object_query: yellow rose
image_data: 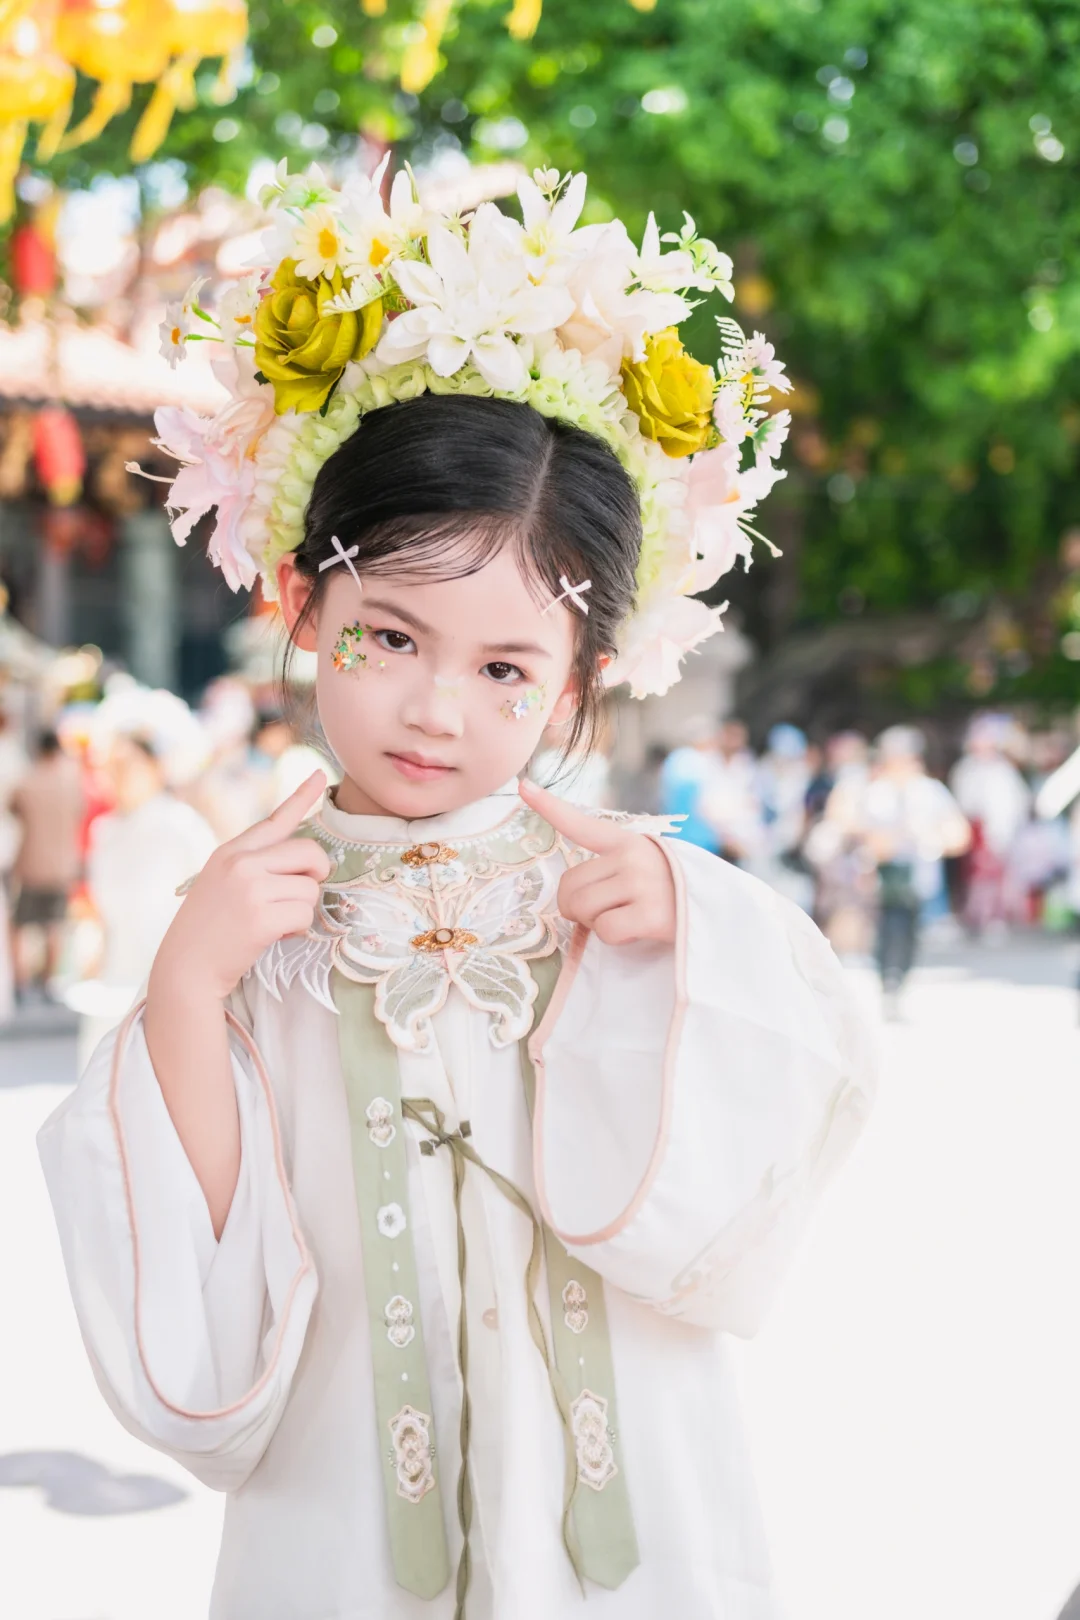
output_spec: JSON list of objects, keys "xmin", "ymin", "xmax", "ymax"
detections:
[
  {"xmin": 620, "ymin": 328, "xmax": 715, "ymax": 458},
  {"xmin": 254, "ymin": 260, "xmax": 383, "ymax": 415}
]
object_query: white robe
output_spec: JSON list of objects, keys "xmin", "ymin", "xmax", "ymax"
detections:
[{"xmin": 38, "ymin": 788, "xmax": 877, "ymax": 1620}]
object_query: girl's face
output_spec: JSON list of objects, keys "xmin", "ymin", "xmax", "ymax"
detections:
[{"xmin": 277, "ymin": 544, "xmax": 580, "ymax": 819}]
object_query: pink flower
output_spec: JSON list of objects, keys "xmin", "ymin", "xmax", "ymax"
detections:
[
  {"xmin": 683, "ymin": 442, "xmax": 786, "ymax": 593},
  {"xmin": 609, "ymin": 594, "xmax": 727, "ymax": 699},
  {"xmin": 153, "ymin": 406, "xmax": 258, "ymax": 592},
  {"xmin": 152, "ymin": 350, "xmax": 275, "ymax": 593}
]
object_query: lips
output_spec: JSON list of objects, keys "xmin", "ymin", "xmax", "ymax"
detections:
[{"xmin": 387, "ymin": 752, "xmax": 456, "ymax": 783}]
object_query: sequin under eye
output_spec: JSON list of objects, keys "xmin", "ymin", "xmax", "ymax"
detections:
[
  {"xmin": 332, "ymin": 622, "xmax": 367, "ymax": 672},
  {"xmin": 500, "ymin": 683, "xmax": 547, "ymax": 721}
]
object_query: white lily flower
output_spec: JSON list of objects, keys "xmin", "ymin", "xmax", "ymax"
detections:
[
  {"xmin": 377, "ymin": 203, "xmax": 574, "ymax": 394},
  {"xmin": 259, "ymin": 159, "xmax": 335, "ymax": 212},
  {"xmin": 516, "ymin": 169, "xmax": 588, "ymax": 283},
  {"xmin": 661, "ymin": 212, "xmax": 735, "ymax": 298},
  {"xmin": 558, "ymin": 221, "xmax": 689, "ymax": 372},
  {"xmin": 635, "ymin": 212, "xmax": 699, "ymax": 294}
]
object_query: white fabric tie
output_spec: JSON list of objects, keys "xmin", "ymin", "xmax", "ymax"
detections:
[
  {"xmin": 319, "ymin": 535, "xmax": 363, "ymax": 593},
  {"xmin": 543, "ymin": 575, "xmax": 592, "ymax": 616}
]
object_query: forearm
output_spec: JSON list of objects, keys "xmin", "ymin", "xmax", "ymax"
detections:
[{"xmin": 144, "ymin": 961, "xmax": 240, "ymax": 1240}]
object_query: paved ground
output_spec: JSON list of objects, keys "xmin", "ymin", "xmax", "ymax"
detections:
[{"xmin": 2, "ymin": 935, "xmax": 1079, "ymax": 1620}]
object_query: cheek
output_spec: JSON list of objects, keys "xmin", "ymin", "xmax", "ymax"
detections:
[
  {"xmin": 316, "ymin": 636, "xmax": 394, "ymax": 756},
  {"xmin": 494, "ymin": 680, "xmax": 548, "ymax": 724}
]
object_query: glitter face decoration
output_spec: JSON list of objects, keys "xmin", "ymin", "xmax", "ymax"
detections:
[
  {"xmin": 500, "ymin": 682, "xmax": 547, "ymax": 721},
  {"xmin": 332, "ymin": 621, "xmax": 368, "ymax": 672}
]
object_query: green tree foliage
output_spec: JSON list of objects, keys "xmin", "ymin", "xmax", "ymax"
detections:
[{"xmin": 32, "ymin": 0, "xmax": 1080, "ymax": 681}]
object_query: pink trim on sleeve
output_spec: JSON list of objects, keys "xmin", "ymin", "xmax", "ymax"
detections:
[
  {"xmin": 529, "ymin": 835, "xmax": 690, "ymax": 1247},
  {"xmin": 107, "ymin": 999, "xmax": 315, "ymax": 1421}
]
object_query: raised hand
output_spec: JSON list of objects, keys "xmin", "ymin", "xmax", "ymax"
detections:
[
  {"xmin": 519, "ymin": 777, "xmax": 677, "ymax": 948},
  {"xmin": 153, "ymin": 770, "xmax": 333, "ymax": 1003}
]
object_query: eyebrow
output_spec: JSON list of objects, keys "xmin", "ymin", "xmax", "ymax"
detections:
[
  {"xmin": 481, "ymin": 640, "xmax": 552, "ymax": 660},
  {"xmin": 361, "ymin": 597, "xmax": 553, "ymax": 661},
  {"xmin": 360, "ymin": 597, "xmax": 434, "ymax": 636}
]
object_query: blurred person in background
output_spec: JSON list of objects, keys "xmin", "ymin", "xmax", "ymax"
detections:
[
  {"xmin": 10, "ymin": 730, "xmax": 84, "ymax": 1005},
  {"xmin": 859, "ymin": 726, "xmax": 970, "ymax": 1019},
  {"xmin": 69, "ymin": 688, "xmax": 217, "ymax": 1062},
  {"xmin": 695, "ymin": 716, "xmax": 764, "ymax": 864},
  {"xmin": 87, "ymin": 733, "xmax": 217, "ymax": 1005},
  {"xmin": 751, "ymin": 722, "xmax": 814, "ymax": 908},
  {"xmin": 804, "ymin": 732, "xmax": 874, "ymax": 955},
  {"xmin": 949, "ymin": 713, "xmax": 1032, "ymax": 935},
  {"xmin": 660, "ymin": 715, "xmax": 726, "ymax": 853}
]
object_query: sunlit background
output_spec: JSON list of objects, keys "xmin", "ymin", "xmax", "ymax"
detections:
[{"xmin": 2, "ymin": 3, "xmax": 1080, "ymax": 1618}]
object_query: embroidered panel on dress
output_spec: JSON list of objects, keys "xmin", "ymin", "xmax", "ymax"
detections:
[
  {"xmin": 249, "ymin": 807, "xmax": 576, "ymax": 1051},
  {"xmin": 388, "ymin": 1406, "xmax": 437, "ymax": 1505},
  {"xmin": 570, "ymin": 1389, "xmax": 619, "ymax": 1492}
]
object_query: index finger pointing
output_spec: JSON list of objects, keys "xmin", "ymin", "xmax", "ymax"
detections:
[
  {"xmin": 245, "ymin": 770, "xmax": 328, "ymax": 848},
  {"xmin": 518, "ymin": 776, "xmax": 626, "ymax": 854}
]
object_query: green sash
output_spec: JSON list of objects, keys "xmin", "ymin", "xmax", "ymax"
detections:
[{"xmin": 318, "ymin": 820, "xmax": 640, "ymax": 1611}]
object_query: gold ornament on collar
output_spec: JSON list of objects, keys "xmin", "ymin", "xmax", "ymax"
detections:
[
  {"xmin": 410, "ymin": 926, "xmax": 480, "ymax": 953},
  {"xmin": 401, "ymin": 841, "xmax": 459, "ymax": 868}
]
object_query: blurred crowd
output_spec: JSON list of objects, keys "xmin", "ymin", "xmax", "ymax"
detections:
[
  {"xmin": 0, "ymin": 675, "xmax": 324, "ymax": 1051},
  {"xmin": 626, "ymin": 712, "xmax": 1080, "ymax": 1017},
  {"xmin": 3, "ymin": 676, "xmax": 1080, "ymax": 1034}
]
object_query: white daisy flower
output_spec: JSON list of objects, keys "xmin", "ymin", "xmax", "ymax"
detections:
[
  {"xmin": 291, "ymin": 204, "xmax": 351, "ymax": 281},
  {"xmin": 158, "ymin": 303, "xmax": 190, "ymax": 368},
  {"xmin": 216, "ymin": 273, "xmax": 263, "ymax": 344}
]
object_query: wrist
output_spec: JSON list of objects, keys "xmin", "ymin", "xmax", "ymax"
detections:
[{"xmin": 147, "ymin": 950, "xmax": 232, "ymax": 1013}]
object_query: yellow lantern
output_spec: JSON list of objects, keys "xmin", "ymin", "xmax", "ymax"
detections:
[
  {"xmin": 50, "ymin": 0, "xmax": 172, "ymax": 153},
  {"xmin": 126, "ymin": 0, "xmax": 248, "ymax": 161},
  {"xmin": 0, "ymin": 19, "xmax": 75, "ymax": 221}
]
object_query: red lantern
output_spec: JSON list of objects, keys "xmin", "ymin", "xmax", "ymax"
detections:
[
  {"xmin": 34, "ymin": 406, "xmax": 85, "ymax": 506},
  {"xmin": 11, "ymin": 221, "xmax": 58, "ymax": 297}
]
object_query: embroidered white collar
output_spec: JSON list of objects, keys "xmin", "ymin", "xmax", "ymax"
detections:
[{"xmin": 319, "ymin": 779, "xmax": 523, "ymax": 847}]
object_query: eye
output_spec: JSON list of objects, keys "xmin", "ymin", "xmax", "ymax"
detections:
[
  {"xmin": 481, "ymin": 661, "xmax": 525, "ymax": 685},
  {"xmin": 373, "ymin": 628, "xmax": 416, "ymax": 654}
]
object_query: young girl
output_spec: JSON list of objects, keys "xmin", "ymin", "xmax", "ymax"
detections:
[{"xmin": 39, "ymin": 162, "xmax": 876, "ymax": 1620}]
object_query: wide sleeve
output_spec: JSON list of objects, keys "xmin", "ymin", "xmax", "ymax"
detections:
[
  {"xmin": 529, "ymin": 837, "xmax": 877, "ymax": 1337},
  {"xmin": 36, "ymin": 992, "xmax": 317, "ymax": 1491}
]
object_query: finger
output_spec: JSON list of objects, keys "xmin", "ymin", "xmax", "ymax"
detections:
[
  {"xmin": 260, "ymin": 838, "xmax": 334, "ymax": 880},
  {"xmin": 261, "ymin": 875, "xmax": 322, "ymax": 907},
  {"xmin": 556, "ymin": 853, "xmax": 621, "ymax": 903},
  {"xmin": 270, "ymin": 901, "xmax": 320, "ymax": 940},
  {"xmin": 593, "ymin": 904, "xmax": 653, "ymax": 947},
  {"xmin": 518, "ymin": 777, "xmax": 626, "ymax": 856},
  {"xmin": 242, "ymin": 771, "xmax": 328, "ymax": 850},
  {"xmin": 561, "ymin": 874, "xmax": 635, "ymax": 929}
]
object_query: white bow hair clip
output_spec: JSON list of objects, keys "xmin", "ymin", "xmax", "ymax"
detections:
[
  {"xmin": 542, "ymin": 575, "xmax": 592, "ymax": 616},
  {"xmin": 319, "ymin": 534, "xmax": 363, "ymax": 594}
]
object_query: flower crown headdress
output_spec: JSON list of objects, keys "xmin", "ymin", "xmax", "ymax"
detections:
[{"xmin": 151, "ymin": 157, "xmax": 791, "ymax": 698}]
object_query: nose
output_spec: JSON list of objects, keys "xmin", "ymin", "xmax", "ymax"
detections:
[{"xmin": 401, "ymin": 675, "xmax": 465, "ymax": 740}]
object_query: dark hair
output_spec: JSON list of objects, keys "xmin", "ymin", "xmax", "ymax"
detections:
[
  {"xmin": 285, "ymin": 394, "xmax": 642, "ymax": 754},
  {"xmin": 36, "ymin": 730, "xmax": 61, "ymax": 757}
]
